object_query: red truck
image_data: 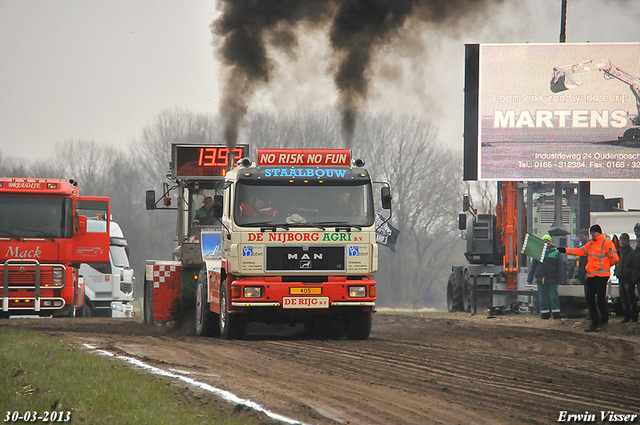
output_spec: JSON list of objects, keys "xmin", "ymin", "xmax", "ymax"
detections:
[
  {"xmin": 0, "ymin": 178, "xmax": 110, "ymax": 317},
  {"xmin": 144, "ymin": 144, "xmax": 391, "ymax": 339}
]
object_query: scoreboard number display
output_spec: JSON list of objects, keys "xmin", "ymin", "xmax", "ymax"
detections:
[{"xmin": 172, "ymin": 144, "xmax": 248, "ymax": 178}]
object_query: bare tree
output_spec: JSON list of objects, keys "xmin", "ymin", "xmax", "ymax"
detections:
[
  {"xmin": 0, "ymin": 149, "xmax": 31, "ymax": 177},
  {"xmin": 131, "ymin": 109, "xmax": 225, "ymax": 188},
  {"xmin": 52, "ymin": 140, "xmax": 118, "ymax": 195},
  {"xmin": 465, "ymin": 181, "xmax": 497, "ymax": 214},
  {"xmin": 353, "ymin": 113, "xmax": 465, "ymax": 308},
  {"xmin": 244, "ymin": 108, "xmax": 342, "ymax": 149}
]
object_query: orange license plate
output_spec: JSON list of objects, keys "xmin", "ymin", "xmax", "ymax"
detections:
[{"xmin": 289, "ymin": 287, "xmax": 322, "ymax": 295}]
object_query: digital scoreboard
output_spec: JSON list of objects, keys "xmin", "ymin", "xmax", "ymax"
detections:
[{"xmin": 172, "ymin": 144, "xmax": 248, "ymax": 178}]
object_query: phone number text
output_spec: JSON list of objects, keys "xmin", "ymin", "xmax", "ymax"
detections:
[{"xmin": 518, "ymin": 160, "xmax": 640, "ymax": 169}]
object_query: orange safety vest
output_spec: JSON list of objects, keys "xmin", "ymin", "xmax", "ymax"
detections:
[{"xmin": 566, "ymin": 234, "xmax": 619, "ymax": 278}]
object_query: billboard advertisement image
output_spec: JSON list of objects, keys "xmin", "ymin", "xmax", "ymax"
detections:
[{"xmin": 470, "ymin": 42, "xmax": 640, "ymax": 181}]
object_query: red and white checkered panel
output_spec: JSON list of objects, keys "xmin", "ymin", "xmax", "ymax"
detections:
[
  {"xmin": 148, "ymin": 262, "xmax": 182, "ymax": 322},
  {"xmin": 152, "ymin": 264, "xmax": 178, "ymax": 287}
]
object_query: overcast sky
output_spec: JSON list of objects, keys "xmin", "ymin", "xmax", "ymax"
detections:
[{"xmin": 1, "ymin": 0, "xmax": 639, "ymax": 207}]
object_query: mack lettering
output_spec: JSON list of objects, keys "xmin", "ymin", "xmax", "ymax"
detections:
[{"xmin": 6, "ymin": 246, "xmax": 42, "ymax": 259}]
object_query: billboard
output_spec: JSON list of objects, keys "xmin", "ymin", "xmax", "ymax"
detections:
[{"xmin": 464, "ymin": 43, "xmax": 640, "ymax": 181}]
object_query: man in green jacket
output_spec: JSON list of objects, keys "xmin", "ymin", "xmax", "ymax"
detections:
[{"xmin": 527, "ymin": 234, "xmax": 565, "ymax": 320}]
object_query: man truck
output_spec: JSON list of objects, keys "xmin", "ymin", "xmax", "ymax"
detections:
[
  {"xmin": 0, "ymin": 178, "xmax": 110, "ymax": 317},
  {"xmin": 144, "ymin": 144, "xmax": 391, "ymax": 339}
]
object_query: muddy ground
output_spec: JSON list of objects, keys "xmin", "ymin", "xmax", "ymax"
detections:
[{"xmin": 3, "ymin": 311, "xmax": 640, "ymax": 425}]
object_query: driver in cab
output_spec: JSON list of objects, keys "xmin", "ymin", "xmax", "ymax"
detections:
[{"xmin": 239, "ymin": 195, "xmax": 277, "ymax": 217}]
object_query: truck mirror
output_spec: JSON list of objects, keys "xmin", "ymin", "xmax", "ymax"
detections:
[
  {"xmin": 459, "ymin": 213, "xmax": 467, "ymax": 230},
  {"xmin": 381, "ymin": 187, "xmax": 392, "ymax": 210},
  {"xmin": 74, "ymin": 215, "xmax": 88, "ymax": 235},
  {"xmin": 463, "ymin": 195, "xmax": 470, "ymax": 212},
  {"xmin": 213, "ymin": 195, "xmax": 223, "ymax": 218},
  {"xmin": 146, "ymin": 190, "xmax": 156, "ymax": 210}
]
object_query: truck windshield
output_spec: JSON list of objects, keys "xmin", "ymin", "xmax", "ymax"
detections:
[
  {"xmin": 110, "ymin": 245, "xmax": 130, "ymax": 268},
  {"xmin": 234, "ymin": 182, "xmax": 375, "ymax": 227},
  {"xmin": 0, "ymin": 197, "xmax": 72, "ymax": 239}
]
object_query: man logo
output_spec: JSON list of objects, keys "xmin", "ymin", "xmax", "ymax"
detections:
[
  {"xmin": 288, "ymin": 253, "xmax": 323, "ymax": 260},
  {"xmin": 300, "ymin": 260, "xmax": 312, "ymax": 269},
  {"xmin": 243, "ymin": 246, "xmax": 254, "ymax": 256}
]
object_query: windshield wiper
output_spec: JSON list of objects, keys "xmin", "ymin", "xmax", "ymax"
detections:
[
  {"xmin": 0, "ymin": 230, "xmax": 19, "ymax": 238},
  {"xmin": 245, "ymin": 221, "xmax": 290, "ymax": 232},
  {"xmin": 311, "ymin": 221, "xmax": 362, "ymax": 231},
  {"xmin": 22, "ymin": 230, "xmax": 59, "ymax": 240}
]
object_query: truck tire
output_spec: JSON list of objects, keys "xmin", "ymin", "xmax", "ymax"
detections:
[
  {"xmin": 195, "ymin": 271, "xmax": 219, "ymax": 337},
  {"xmin": 447, "ymin": 272, "xmax": 464, "ymax": 312},
  {"xmin": 345, "ymin": 310, "xmax": 372, "ymax": 340},
  {"xmin": 462, "ymin": 269, "xmax": 471, "ymax": 313},
  {"xmin": 219, "ymin": 282, "xmax": 247, "ymax": 340},
  {"xmin": 143, "ymin": 275, "xmax": 154, "ymax": 325}
]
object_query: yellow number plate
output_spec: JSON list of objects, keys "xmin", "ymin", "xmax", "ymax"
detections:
[{"xmin": 289, "ymin": 287, "xmax": 322, "ymax": 295}]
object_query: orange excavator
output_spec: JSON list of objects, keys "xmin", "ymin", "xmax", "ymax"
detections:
[
  {"xmin": 448, "ymin": 181, "xmax": 524, "ymax": 313},
  {"xmin": 448, "ymin": 181, "xmax": 596, "ymax": 315}
]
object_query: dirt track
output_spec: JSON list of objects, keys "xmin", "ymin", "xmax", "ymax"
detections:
[{"xmin": 4, "ymin": 311, "xmax": 640, "ymax": 425}]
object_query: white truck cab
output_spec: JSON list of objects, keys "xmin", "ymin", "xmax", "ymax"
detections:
[{"xmin": 79, "ymin": 221, "xmax": 135, "ymax": 317}]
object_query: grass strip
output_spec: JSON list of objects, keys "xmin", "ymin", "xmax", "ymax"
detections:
[{"xmin": 0, "ymin": 326, "xmax": 251, "ymax": 424}]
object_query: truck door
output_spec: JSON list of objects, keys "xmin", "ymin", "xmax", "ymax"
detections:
[{"xmin": 72, "ymin": 197, "xmax": 110, "ymax": 264}]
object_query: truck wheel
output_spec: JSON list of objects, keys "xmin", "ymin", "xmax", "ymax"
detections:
[
  {"xmin": 462, "ymin": 269, "xmax": 471, "ymax": 313},
  {"xmin": 143, "ymin": 275, "xmax": 154, "ymax": 325},
  {"xmin": 447, "ymin": 272, "xmax": 464, "ymax": 312},
  {"xmin": 219, "ymin": 283, "xmax": 247, "ymax": 340},
  {"xmin": 196, "ymin": 272, "xmax": 219, "ymax": 337},
  {"xmin": 345, "ymin": 311, "xmax": 372, "ymax": 340}
]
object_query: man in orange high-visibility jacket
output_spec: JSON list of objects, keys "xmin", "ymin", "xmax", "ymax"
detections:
[{"xmin": 558, "ymin": 224, "xmax": 619, "ymax": 332}]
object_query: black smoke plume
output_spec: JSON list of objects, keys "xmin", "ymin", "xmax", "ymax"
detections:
[{"xmin": 212, "ymin": 0, "xmax": 500, "ymax": 146}]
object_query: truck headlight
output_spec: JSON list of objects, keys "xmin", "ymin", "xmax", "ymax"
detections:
[
  {"xmin": 348, "ymin": 286, "xmax": 367, "ymax": 298},
  {"xmin": 243, "ymin": 286, "xmax": 262, "ymax": 298},
  {"xmin": 53, "ymin": 268, "xmax": 63, "ymax": 279}
]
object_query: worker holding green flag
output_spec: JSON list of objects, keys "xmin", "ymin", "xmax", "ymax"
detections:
[{"xmin": 526, "ymin": 234, "xmax": 565, "ymax": 320}]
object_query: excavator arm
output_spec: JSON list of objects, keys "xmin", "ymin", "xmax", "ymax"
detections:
[
  {"xmin": 551, "ymin": 59, "xmax": 640, "ymax": 125},
  {"xmin": 495, "ymin": 182, "xmax": 518, "ymax": 290}
]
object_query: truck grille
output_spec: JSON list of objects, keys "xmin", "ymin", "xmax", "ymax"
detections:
[
  {"xmin": 265, "ymin": 246, "xmax": 345, "ymax": 272},
  {"xmin": 0, "ymin": 266, "xmax": 60, "ymax": 288},
  {"xmin": 120, "ymin": 282, "xmax": 133, "ymax": 294}
]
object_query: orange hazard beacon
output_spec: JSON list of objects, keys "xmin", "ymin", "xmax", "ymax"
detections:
[
  {"xmin": 0, "ymin": 178, "xmax": 110, "ymax": 317},
  {"xmin": 144, "ymin": 144, "xmax": 392, "ymax": 339}
]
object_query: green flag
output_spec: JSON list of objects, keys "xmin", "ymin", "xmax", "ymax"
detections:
[{"xmin": 521, "ymin": 233, "xmax": 551, "ymax": 262}]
